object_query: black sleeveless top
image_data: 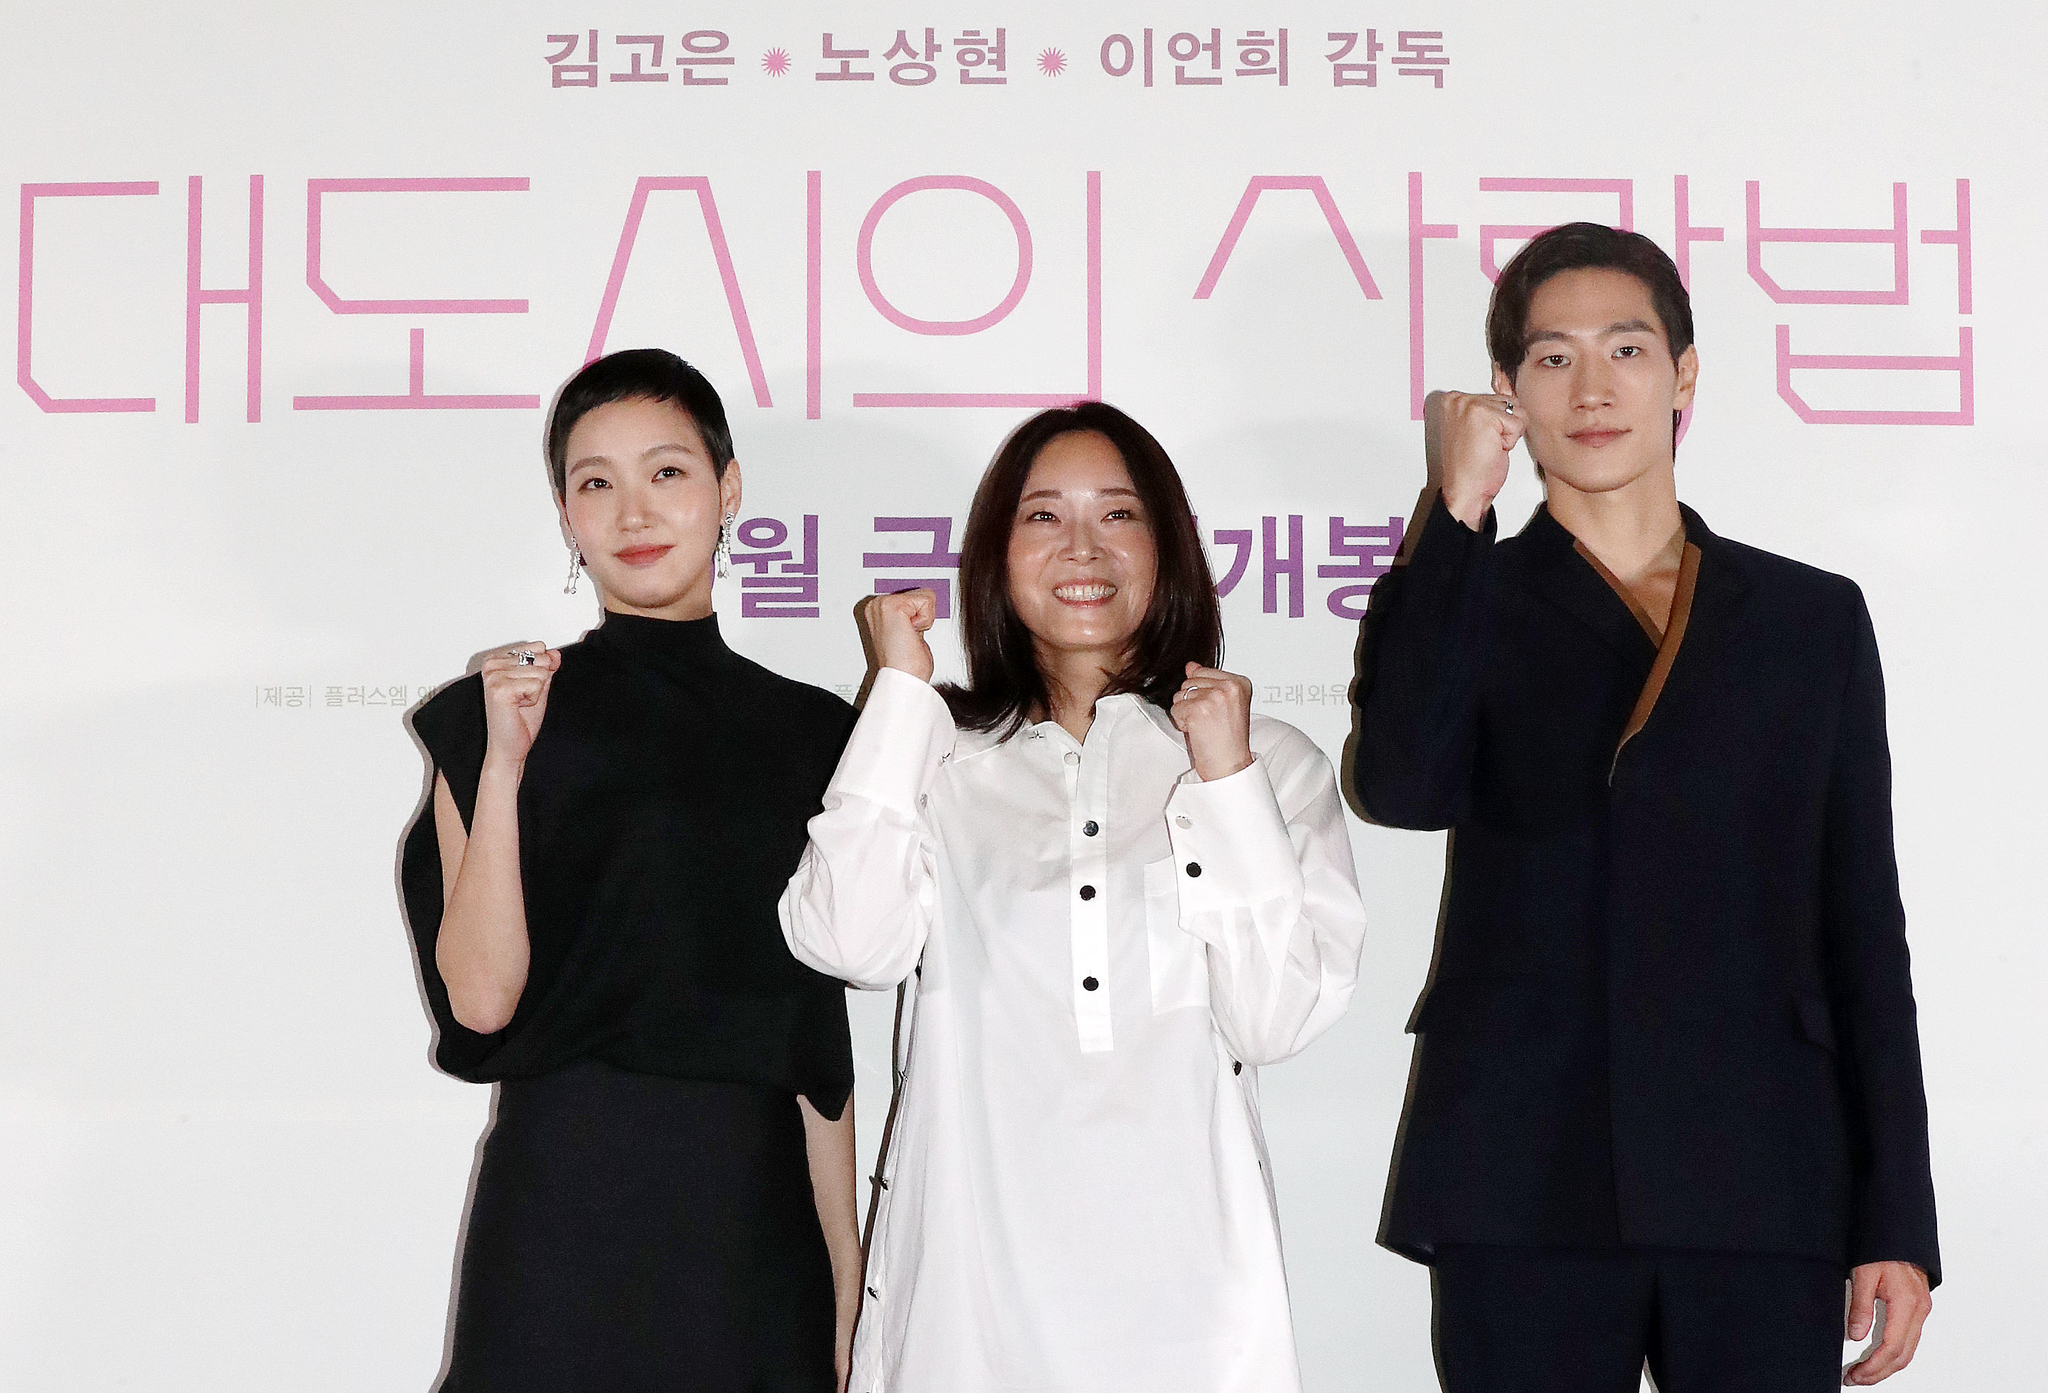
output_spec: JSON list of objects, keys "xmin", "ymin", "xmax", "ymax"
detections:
[{"xmin": 400, "ymin": 612, "xmax": 858, "ymax": 1118}]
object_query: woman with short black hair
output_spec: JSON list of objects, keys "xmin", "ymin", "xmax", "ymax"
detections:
[
  {"xmin": 402, "ymin": 348, "xmax": 862, "ymax": 1391},
  {"xmin": 781, "ymin": 401, "xmax": 1368, "ymax": 1393}
]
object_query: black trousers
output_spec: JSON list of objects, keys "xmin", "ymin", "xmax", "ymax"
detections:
[{"xmin": 1432, "ymin": 1244, "xmax": 1847, "ymax": 1393}]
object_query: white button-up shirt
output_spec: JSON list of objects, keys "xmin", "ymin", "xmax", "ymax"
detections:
[{"xmin": 780, "ymin": 669, "xmax": 1368, "ymax": 1393}]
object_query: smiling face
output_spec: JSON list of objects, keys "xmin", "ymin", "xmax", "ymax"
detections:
[
  {"xmin": 1494, "ymin": 266, "xmax": 1699, "ymax": 500},
  {"xmin": 1005, "ymin": 429, "xmax": 1158, "ymax": 677},
  {"xmin": 558, "ymin": 395, "xmax": 741, "ymax": 620}
]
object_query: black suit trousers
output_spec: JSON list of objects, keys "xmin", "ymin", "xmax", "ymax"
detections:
[{"xmin": 1432, "ymin": 1244, "xmax": 1847, "ymax": 1393}]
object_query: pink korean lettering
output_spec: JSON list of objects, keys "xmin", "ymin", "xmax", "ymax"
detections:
[
  {"xmin": 185, "ymin": 174, "xmax": 263, "ymax": 423},
  {"xmin": 18, "ymin": 181, "xmax": 161, "ymax": 413},
  {"xmin": 293, "ymin": 178, "xmax": 539, "ymax": 411}
]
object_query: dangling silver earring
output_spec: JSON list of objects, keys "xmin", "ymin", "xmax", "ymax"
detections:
[
  {"xmin": 563, "ymin": 542, "xmax": 584, "ymax": 595},
  {"xmin": 716, "ymin": 513, "xmax": 735, "ymax": 580}
]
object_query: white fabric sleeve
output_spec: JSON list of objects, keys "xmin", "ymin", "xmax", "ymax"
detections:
[
  {"xmin": 1162, "ymin": 727, "xmax": 1368, "ymax": 1065},
  {"xmin": 780, "ymin": 667, "xmax": 955, "ymax": 990}
]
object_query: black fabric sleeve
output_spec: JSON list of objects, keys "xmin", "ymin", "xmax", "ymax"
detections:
[
  {"xmin": 1821, "ymin": 590, "xmax": 1941, "ymax": 1285},
  {"xmin": 409, "ymin": 674, "xmax": 488, "ymax": 829},
  {"xmin": 796, "ymin": 991, "xmax": 856, "ymax": 1122},
  {"xmin": 792, "ymin": 687, "xmax": 861, "ymax": 1120},
  {"xmin": 814, "ymin": 692, "xmax": 860, "ymax": 792},
  {"xmin": 1350, "ymin": 493, "xmax": 1500, "ymax": 830},
  {"xmin": 399, "ymin": 675, "xmax": 505, "ymax": 1077}
]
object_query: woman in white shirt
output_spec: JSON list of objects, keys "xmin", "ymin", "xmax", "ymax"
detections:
[{"xmin": 780, "ymin": 401, "xmax": 1368, "ymax": 1393}]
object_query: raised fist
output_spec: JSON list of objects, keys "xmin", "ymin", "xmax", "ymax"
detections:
[
  {"xmin": 862, "ymin": 588, "xmax": 937, "ymax": 683},
  {"xmin": 479, "ymin": 642, "xmax": 560, "ymax": 767},
  {"xmin": 1170, "ymin": 661, "xmax": 1255, "ymax": 782},
  {"xmin": 1425, "ymin": 389, "xmax": 1525, "ymax": 530}
]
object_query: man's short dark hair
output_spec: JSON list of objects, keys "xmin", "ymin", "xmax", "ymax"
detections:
[
  {"xmin": 1486, "ymin": 223, "xmax": 1695, "ymax": 442},
  {"xmin": 544, "ymin": 348, "xmax": 734, "ymax": 496}
]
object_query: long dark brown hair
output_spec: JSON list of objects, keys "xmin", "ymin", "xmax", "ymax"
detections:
[{"xmin": 940, "ymin": 401, "xmax": 1223, "ymax": 736}]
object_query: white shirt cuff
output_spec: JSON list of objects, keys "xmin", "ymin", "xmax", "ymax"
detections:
[
  {"xmin": 1162, "ymin": 756, "xmax": 1302, "ymax": 911},
  {"xmin": 827, "ymin": 667, "xmax": 956, "ymax": 817}
]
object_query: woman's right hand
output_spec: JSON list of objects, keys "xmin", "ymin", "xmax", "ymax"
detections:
[
  {"xmin": 863, "ymin": 589, "xmax": 936, "ymax": 683},
  {"xmin": 479, "ymin": 642, "xmax": 560, "ymax": 768}
]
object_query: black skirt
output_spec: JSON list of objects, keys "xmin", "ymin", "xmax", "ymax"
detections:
[{"xmin": 443, "ymin": 1062, "xmax": 836, "ymax": 1392}]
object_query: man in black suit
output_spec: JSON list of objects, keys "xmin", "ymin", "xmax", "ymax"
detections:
[{"xmin": 1353, "ymin": 222, "xmax": 1938, "ymax": 1390}]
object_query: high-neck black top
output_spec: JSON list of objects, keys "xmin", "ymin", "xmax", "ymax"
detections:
[{"xmin": 400, "ymin": 612, "xmax": 858, "ymax": 1118}]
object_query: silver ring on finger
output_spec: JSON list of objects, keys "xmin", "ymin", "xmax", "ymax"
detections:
[{"xmin": 513, "ymin": 649, "xmax": 538, "ymax": 666}]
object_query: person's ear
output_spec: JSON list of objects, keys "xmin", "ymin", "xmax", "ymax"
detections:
[
  {"xmin": 1491, "ymin": 364, "xmax": 1516, "ymax": 398},
  {"xmin": 1672, "ymin": 344, "xmax": 1699, "ymax": 412},
  {"xmin": 719, "ymin": 459, "xmax": 744, "ymax": 521}
]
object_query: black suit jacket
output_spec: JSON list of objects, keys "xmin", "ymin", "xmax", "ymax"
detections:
[{"xmin": 1353, "ymin": 495, "xmax": 1940, "ymax": 1284}]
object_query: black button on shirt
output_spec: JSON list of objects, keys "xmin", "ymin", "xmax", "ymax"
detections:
[
  {"xmin": 1079, "ymin": 885, "xmax": 1096, "ymax": 901},
  {"xmin": 1082, "ymin": 820, "xmax": 1099, "ymax": 837},
  {"xmin": 1082, "ymin": 976, "xmax": 1100, "ymax": 991},
  {"xmin": 1185, "ymin": 862, "xmax": 1203, "ymax": 878}
]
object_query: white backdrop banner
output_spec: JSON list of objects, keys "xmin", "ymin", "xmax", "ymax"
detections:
[{"xmin": 2, "ymin": 2, "xmax": 2039, "ymax": 1388}]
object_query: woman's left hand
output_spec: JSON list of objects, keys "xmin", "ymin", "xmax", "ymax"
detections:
[{"xmin": 1171, "ymin": 661, "xmax": 1255, "ymax": 781}]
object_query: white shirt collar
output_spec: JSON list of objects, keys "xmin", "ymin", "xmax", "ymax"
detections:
[{"xmin": 951, "ymin": 691, "xmax": 1182, "ymax": 763}]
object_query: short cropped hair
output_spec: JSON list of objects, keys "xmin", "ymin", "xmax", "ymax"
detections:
[
  {"xmin": 941, "ymin": 402, "xmax": 1223, "ymax": 738},
  {"xmin": 544, "ymin": 348, "xmax": 734, "ymax": 495},
  {"xmin": 1486, "ymin": 223, "xmax": 1695, "ymax": 442}
]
